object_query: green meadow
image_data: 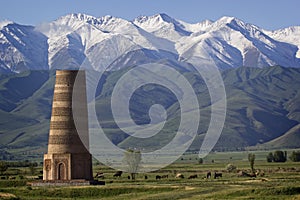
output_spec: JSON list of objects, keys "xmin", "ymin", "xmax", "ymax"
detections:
[{"xmin": 1, "ymin": 150, "xmax": 300, "ymax": 199}]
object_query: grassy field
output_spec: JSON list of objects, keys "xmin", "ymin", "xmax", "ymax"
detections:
[{"xmin": 1, "ymin": 151, "xmax": 300, "ymax": 199}]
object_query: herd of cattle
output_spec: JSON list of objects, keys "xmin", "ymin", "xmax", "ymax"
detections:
[
  {"xmin": 92, "ymin": 166, "xmax": 300, "ymax": 180},
  {"xmin": 94, "ymin": 170, "xmax": 254, "ymax": 180}
]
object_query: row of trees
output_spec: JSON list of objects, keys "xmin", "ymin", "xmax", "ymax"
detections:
[
  {"xmin": 0, "ymin": 161, "xmax": 38, "ymax": 175},
  {"xmin": 266, "ymin": 150, "xmax": 300, "ymax": 162},
  {"xmin": 266, "ymin": 151, "xmax": 287, "ymax": 162},
  {"xmin": 228, "ymin": 151, "xmax": 300, "ymax": 174}
]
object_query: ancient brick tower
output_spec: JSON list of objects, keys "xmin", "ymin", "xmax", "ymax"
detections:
[{"xmin": 43, "ymin": 70, "xmax": 93, "ymax": 181}]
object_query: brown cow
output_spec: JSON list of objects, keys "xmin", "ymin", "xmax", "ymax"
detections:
[
  {"xmin": 188, "ymin": 174, "xmax": 198, "ymax": 179},
  {"xmin": 161, "ymin": 175, "xmax": 168, "ymax": 179},
  {"xmin": 237, "ymin": 171, "xmax": 256, "ymax": 178}
]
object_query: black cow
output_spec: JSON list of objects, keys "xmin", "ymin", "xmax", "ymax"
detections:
[
  {"xmin": 214, "ymin": 172, "xmax": 222, "ymax": 179},
  {"xmin": 188, "ymin": 174, "xmax": 198, "ymax": 179},
  {"xmin": 113, "ymin": 171, "xmax": 123, "ymax": 177},
  {"xmin": 94, "ymin": 172, "xmax": 104, "ymax": 179},
  {"xmin": 206, "ymin": 172, "xmax": 211, "ymax": 179}
]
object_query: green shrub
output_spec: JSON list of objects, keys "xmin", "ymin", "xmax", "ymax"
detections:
[
  {"xmin": 198, "ymin": 158, "xmax": 203, "ymax": 164},
  {"xmin": 26, "ymin": 186, "xmax": 32, "ymax": 190},
  {"xmin": 0, "ymin": 180, "xmax": 27, "ymax": 187},
  {"xmin": 273, "ymin": 151, "xmax": 287, "ymax": 162},
  {"xmin": 266, "ymin": 152, "xmax": 273, "ymax": 162},
  {"xmin": 289, "ymin": 151, "xmax": 300, "ymax": 162},
  {"xmin": 258, "ymin": 186, "xmax": 300, "ymax": 195},
  {"xmin": 0, "ymin": 161, "xmax": 8, "ymax": 175},
  {"xmin": 17, "ymin": 187, "xmax": 175, "ymax": 198},
  {"xmin": 16, "ymin": 175, "xmax": 24, "ymax": 180}
]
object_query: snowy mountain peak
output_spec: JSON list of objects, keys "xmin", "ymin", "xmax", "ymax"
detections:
[
  {"xmin": 270, "ymin": 26, "xmax": 300, "ymax": 36},
  {"xmin": 55, "ymin": 13, "xmax": 104, "ymax": 27},
  {"xmin": 134, "ymin": 13, "xmax": 174, "ymax": 24},
  {"xmin": 213, "ymin": 16, "xmax": 246, "ymax": 28},
  {"xmin": 155, "ymin": 13, "xmax": 177, "ymax": 23},
  {"xmin": 179, "ymin": 19, "xmax": 213, "ymax": 33},
  {"xmin": 133, "ymin": 13, "xmax": 191, "ymax": 37},
  {"xmin": 267, "ymin": 26, "xmax": 300, "ymax": 58},
  {"xmin": 58, "ymin": 13, "xmax": 95, "ymax": 22},
  {"xmin": 199, "ymin": 19, "xmax": 213, "ymax": 27},
  {"xmin": 69, "ymin": 13, "xmax": 95, "ymax": 21},
  {"xmin": 218, "ymin": 16, "xmax": 236, "ymax": 23},
  {"xmin": 210, "ymin": 16, "xmax": 264, "ymax": 38},
  {"xmin": 98, "ymin": 15, "xmax": 113, "ymax": 23},
  {"xmin": 97, "ymin": 15, "xmax": 129, "ymax": 26},
  {"xmin": 0, "ymin": 20, "xmax": 13, "ymax": 29}
]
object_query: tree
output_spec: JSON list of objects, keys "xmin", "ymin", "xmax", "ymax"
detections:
[
  {"xmin": 29, "ymin": 163, "xmax": 37, "ymax": 175},
  {"xmin": 248, "ymin": 153, "xmax": 255, "ymax": 173},
  {"xmin": 0, "ymin": 161, "xmax": 8, "ymax": 175},
  {"xmin": 266, "ymin": 152, "xmax": 273, "ymax": 162},
  {"xmin": 273, "ymin": 150, "xmax": 287, "ymax": 162},
  {"xmin": 289, "ymin": 151, "xmax": 300, "ymax": 162},
  {"xmin": 123, "ymin": 149, "xmax": 142, "ymax": 180},
  {"xmin": 198, "ymin": 158, "xmax": 203, "ymax": 164}
]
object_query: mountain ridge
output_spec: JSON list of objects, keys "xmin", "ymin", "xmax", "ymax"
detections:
[{"xmin": 0, "ymin": 13, "xmax": 300, "ymax": 73}]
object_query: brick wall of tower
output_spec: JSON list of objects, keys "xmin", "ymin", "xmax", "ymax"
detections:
[{"xmin": 43, "ymin": 70, "xmax": 93, "ymax": 181}]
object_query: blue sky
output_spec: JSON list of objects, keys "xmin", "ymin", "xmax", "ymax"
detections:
[{"xmin": 0, "ymin": 0, "xmax": 299, "ymax": 30}]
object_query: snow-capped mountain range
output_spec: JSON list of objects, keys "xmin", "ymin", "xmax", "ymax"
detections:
[{"xmin": 0, "ymin": 13, "xmax": 300, "ymax": 73}]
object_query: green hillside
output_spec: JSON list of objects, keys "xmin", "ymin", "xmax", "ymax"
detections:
[
  {"xmin": 254, "ymin": 124, "xmax": 300, "ymax": 149},
  {"xmin": 0, "ymin": 66, "xmax": 299, "ymax": 160}
]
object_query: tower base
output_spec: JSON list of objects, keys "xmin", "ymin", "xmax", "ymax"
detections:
[
  {"xmin": 43, "ymin": 153, "xmax": 93, "ymax": 181},
  {"xmin": 28, "ymin": 180, "xmax": 105, "ymax": 187}
]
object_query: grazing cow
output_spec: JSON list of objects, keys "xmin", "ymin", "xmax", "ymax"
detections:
[
  {"xmin": 188, "ymin": 174, "xmax": 198, "ymax": 179},
  {"xmin": 255, "ymin": 170, "xmax": 265, "ymax": 177},
  {"xmin": 94, "ymin": 172, "xmax": 104, "ymax": 179},
  {"xmin": 206, "ymin": 172, "xmax": 211, "ymax": 179},
  {"xmin": 113, "ymin": 171, "xmax": 123, "ymax": 177},
  {"xmin": 175, "ymin": 173, "xmax": 184, "ymax": 179},
  {"xmin": 145, "ymin": 175, "xmax": 148, "ymax": 180},
  {"xmin": 156, "ymin": 175, "xmax": 161, "ymax": 180},
  {"xmin": 259, "ymin": 171, "xmax": 265, "ymax": 177},
  {"xmin": 214, "ymin": 172, "xmax": 222, "ymax": 179},
  {"xmin": 238, "ymin": 171, "xmax": 256, "ymax": 178},
  {"xmin": 128, "ymin": 176, "xmax": 131, "ymax": 179},
  {"xmin": 161, "ymin": 175, "xmax": 168, "ymax": 179},
  {"xmin": 249, "ymin": 173, "xmax": 256, "ymax": 178}
]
